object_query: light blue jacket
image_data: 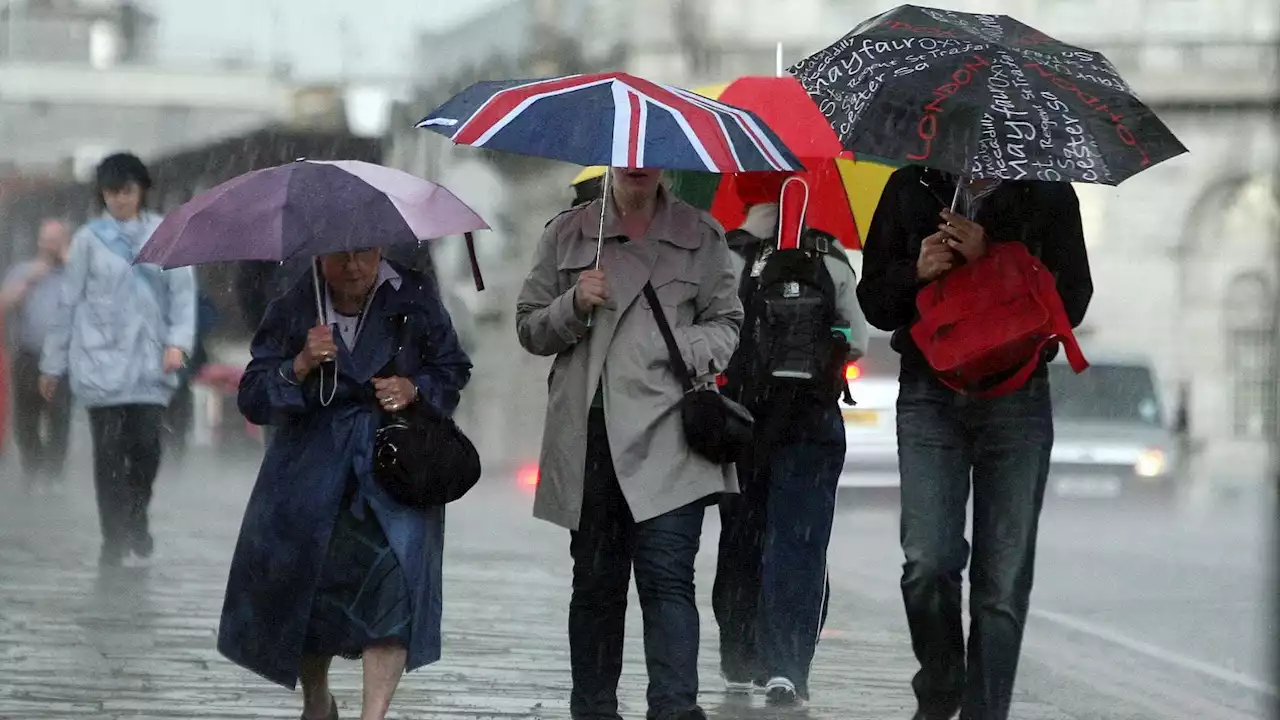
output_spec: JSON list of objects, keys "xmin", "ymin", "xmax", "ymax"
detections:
[{"xmin": 40, "ymin": 212, "xmax": 197, "ymax": 408}]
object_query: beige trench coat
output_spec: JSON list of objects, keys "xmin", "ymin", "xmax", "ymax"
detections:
[{"xmin": 516, "ymin": 188, "xmax": 744, "ymax": 530}]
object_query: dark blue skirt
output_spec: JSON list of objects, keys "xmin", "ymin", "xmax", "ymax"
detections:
[{"xmin": 303, "ymin": 497, "xmax": 412, "ymax": 660}]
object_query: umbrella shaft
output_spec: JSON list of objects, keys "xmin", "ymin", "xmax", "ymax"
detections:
[
  {"xmin": 595, "ymin": 168, "xmax": 612, "ymax": 269},
  {"xmin": 311, "ymin": 260, "xmax": 325, "ymax": 324}
]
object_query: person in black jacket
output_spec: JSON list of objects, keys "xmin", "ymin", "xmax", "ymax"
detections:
[{"xmin": 858, "ymin": 166, "xmax": 1092, "ymax": 720}]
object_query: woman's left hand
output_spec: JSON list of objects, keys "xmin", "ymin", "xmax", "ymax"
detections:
[
  {"xmin": 163, "ymin": 346, "xmax": 187, "ymax": 374},
  {"xmin": 373, "ymin": 376, "xmax": 418, "ymax": 413}
]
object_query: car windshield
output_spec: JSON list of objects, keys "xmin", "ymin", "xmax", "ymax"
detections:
[
  {"xmin": 1049, "ymin": 363, "xmax": 1164, "ymax": 427},
  {"xmin": 856, "ymin": 335, "xmax": 900, "ymax": 378}
]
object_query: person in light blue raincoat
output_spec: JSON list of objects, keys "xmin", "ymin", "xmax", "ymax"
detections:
[
  {"xmin": 218, "ymin": 248, "xmax": 471, "ymax": 720},
  {"xmin": 39, "ymin": 152, "xmax": 196, "ymax": 568}
]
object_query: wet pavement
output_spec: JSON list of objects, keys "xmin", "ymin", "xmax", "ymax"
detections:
[{"xmin": 0, "ymin": 443, "xmax": 1273, "ymax": 719}]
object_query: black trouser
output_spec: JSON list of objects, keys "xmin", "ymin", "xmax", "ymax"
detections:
[
  {"xmin": 569, "ymin": 409, "xmax": 705, "ymax": 720},
  {"xmin": 896, "ymin": 373, "xmax": 1054, "ymax": 720},
  {"xmin": 87, "ymin": 404, "xmax": 165, "ymax": 551},
  {"xmin": 11, "ymin": 349, "xmax": 71, "ymax": 485},
  {"xmin": 713, "ymin": 406, "xmax": 842, "ymax": 698}
]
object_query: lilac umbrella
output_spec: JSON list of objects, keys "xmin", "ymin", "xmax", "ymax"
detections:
[{"xmin": 138, "ymin": 159, "xmax": 490, "ymax": 279}]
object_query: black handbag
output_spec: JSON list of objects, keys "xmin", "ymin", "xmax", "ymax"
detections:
[
  {"xmin": 372, "ymin": 314, "xmax": 481, "ymax": 508},
  {"xmin": 642, "ymin": 283, "xmax": 754, "ymax": 465}
]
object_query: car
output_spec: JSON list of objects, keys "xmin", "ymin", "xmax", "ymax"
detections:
[
  {"xmin": 838, "ymin": 332, "xmax": 902, "ymax": 489},
  {"xmin": 836, "ymin": 338, "xmax": 1182, "ymax": 504},
  {"xmin": 1047, "ymin": 355, "xmax": 1181, "ymax": 502}
]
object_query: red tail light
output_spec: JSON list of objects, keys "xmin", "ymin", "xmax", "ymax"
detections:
[
  {"xmin": 516, "ymin": 465, "xmax": 540, "ymax": 489},
  {"xmin": 845, "ymin": 363, "xmax": 861, "ymax": 381}
]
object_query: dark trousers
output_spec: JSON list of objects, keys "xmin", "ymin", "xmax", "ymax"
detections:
[
  {"xmin": 713, "ymin": 407, "xmax": 843, "ymax": 698},
  {"xmin": 87, "ymin": 404, "xmax": 165, "ymax": 551},
  {"xmin": 896, "ymin": 374, "xmax": 1053, "ymax": 720},
  {"xmin": 569, "ymin": 409, "xmax": 705, "ymax": 720},
  {"xmin": 11, "ymin": 350, "xmax": 71, "ymax": 485}
]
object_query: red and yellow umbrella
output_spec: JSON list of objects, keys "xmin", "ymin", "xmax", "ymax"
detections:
[{"xmin": 571, "ymin": 77, "xmax": 898, "ymax": 248}]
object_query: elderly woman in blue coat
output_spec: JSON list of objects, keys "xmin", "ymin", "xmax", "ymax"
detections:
[{"xmin": 218, "ymin": 247, "xmax": 471, "ymax": 720}]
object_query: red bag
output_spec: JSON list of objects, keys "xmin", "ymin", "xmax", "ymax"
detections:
[{"xmin": 909, "ymin": 242, "xmax": 1088, "ymax": 397}]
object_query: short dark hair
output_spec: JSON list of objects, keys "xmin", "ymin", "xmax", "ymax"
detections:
[
  {"xmin": 96, "ymin": 152, "xmax": 151, "ymax": 191},
  {"xmin": 95, "ymin": 152, "xmax": 152, "ymax": 209}
]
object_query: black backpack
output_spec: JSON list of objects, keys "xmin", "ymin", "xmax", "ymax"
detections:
[{"xmin": 729, "ymin": 228, "xmax": 853, "ymax": 423}]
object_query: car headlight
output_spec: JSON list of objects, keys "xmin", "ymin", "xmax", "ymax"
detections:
[{"xmin": 1135, "ymin": 449, "xmax": 1167, "ymax": 479}]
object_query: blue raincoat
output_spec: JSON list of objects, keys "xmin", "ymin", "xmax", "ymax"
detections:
[{"xmin": 217, "ymin": 262, "xmax": 471, "ymax": 688}]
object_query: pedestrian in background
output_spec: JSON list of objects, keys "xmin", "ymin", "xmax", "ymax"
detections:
[
  {"xmin": 1, "ymin": 218, "xmax": 73, "ymax": 492},
  {"xmin": 219, "ymin": 248, "xmax": 471, "ymax": 720},
  {"xmin": 517, "ymin": 166, "xmax": 743, "ymax": 720},
  {"xmin": 859, "ymin": 166, "xmax": 1092, "ymax": 720},
  {"xmin": 39, "ymin": 152, "xmax": 196, "ymax": 568}
]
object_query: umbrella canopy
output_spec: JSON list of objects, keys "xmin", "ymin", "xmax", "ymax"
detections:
[
  {"xmin": 570, "ymin": 78, "xmax": 899, "ymax": 248},
  {"xmin": 417, "ymin": 72, "xmax": 804, "ymax": 173},
  {"xmin": 701, "ymin": 77, "xmax": 890, "ymax": 249},
  {"xmin": 138, "ymin": 160, "xmax": 490, "ymax": 269},
  {"xmin": 789, "ymin": 4, "xmax": 1187, "ymax": 184}
]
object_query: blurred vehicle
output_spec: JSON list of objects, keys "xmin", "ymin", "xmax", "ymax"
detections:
[
  {"xmin": 839, "ymin": 331, "xmax": 901, "ymax": 489},
  {"xmin": 1047, "ymin": 355, "xmax": 1180, "ymax": 501}
]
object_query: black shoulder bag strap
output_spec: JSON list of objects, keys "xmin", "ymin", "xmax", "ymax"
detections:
[{"xmin": 642, "ymin": 282, "xmax": 695, "ymax": 393}]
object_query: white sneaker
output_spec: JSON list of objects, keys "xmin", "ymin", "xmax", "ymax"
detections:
[
  {"xmin": 764, "ymin": 677, "xmax": 801, "ymax": 707},
  {"xmin": 723, "ymin": 676, "xmax": 755, "ymax": 695}
]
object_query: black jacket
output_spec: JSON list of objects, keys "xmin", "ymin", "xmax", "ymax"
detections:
[{"xmin": 857, "ymin": 165, "xmax": 1093, "ymax": 378}]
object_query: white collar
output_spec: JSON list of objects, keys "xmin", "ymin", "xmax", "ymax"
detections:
[{"xmin": 322, "ymin": 260, "xmax": 402, "ymax": 324}]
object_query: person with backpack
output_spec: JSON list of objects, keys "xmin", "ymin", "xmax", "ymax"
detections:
[
  {"xmin": 39, "ymin": 153, "xmax": 196, "ymax": 568},
  {"xmin": 859, "ymin": 166, "xmax": 1092, "ymax": 720},
  {"xmin": 712, "ymin": 175, "xmax": 868, "ymax": 708}
]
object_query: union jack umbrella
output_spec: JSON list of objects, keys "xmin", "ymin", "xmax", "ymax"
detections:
[{"xmin": 416, "ymin": 72, "xmax": 805, "ymax": 174}]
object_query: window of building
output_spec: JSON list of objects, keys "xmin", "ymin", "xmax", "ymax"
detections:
[{"xmin": 1224, "ymin": 271, "xmax": 1276, "ymax": 439}]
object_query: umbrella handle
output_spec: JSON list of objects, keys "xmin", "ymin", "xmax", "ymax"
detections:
[{"xmin": 465, "ymin": 232, "xmax": 485, "ymax": 292}]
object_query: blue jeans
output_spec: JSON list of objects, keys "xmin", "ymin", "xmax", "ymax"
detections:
[
  {"xmin": 896, "ymin": 374, "xmax": 1053, "ymax": 720},
  {"xmin": 569, "ymin": 409, "xmax": 705, "ymax": 720},
  {"xmin": 713, "ymin": 406, "xmax": 844, "ymax": 698}
]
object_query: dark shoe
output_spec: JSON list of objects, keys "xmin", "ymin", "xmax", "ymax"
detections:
[
  {"xmin": 912, "ymin": 709, "xmax": 957, "ymax": 720},
  {"xmin": 765, "ymin": 677, "xmax": 801, "ymax": 707},
  {"xmin": 130, "ymin": 531, "xmax": 154, "ymax": 559},
  {"xmin": 663, "ymin": 708, "xmax": 706, "ymax": 720},
  {"xmin": 301, "ymin": 694, "xmax": 338, "ymax": 720}
]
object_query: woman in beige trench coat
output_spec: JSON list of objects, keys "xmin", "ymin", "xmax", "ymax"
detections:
[{"xmin": 516, "ymin": 167, "xmax": 743, "ymax": 720}]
